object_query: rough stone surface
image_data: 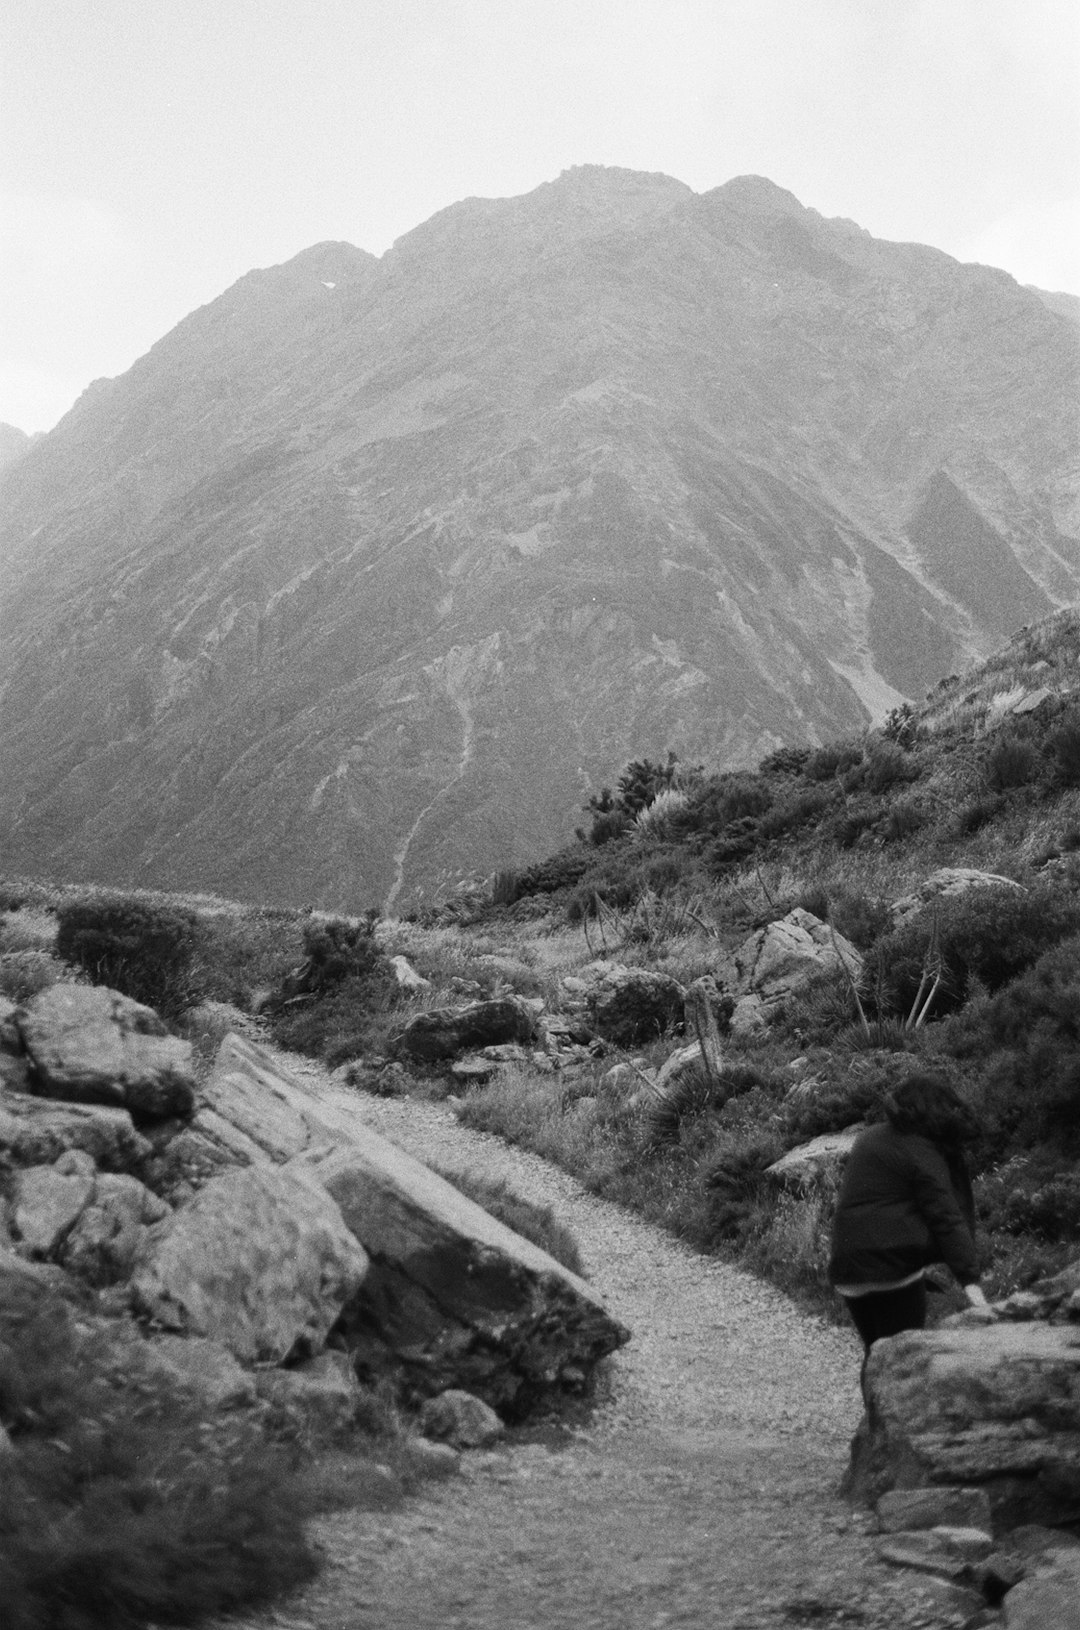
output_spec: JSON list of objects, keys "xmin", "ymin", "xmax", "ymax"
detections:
[
  {"xmin": 390, "ymin": 998, "xmax": 539, "ymax": 1063},
  {"xmin": 875, "ymin": 1484, "xmax": 993, "ymax": 1532},
  {"xmin": 257, "ymin": 1349, "xmax": 366, "ymax": 1439},
  {"xmin": 130, "ymin": 1161, "xmax": 369, "ymax": 1363},
  {"xmin": 388, "ymin": 955, "xmax": 430, "ymax": 991},
  {"xmin": 419, "ymin": 1389, "xmax": 504, "ymax": 1448},
  {"xmin": 0, "ymin": 1086, "xmax": 151, "ymax": 1171},
  {"xmin": 12, "ymin": 1162, "xmax": 95, "ymax": 1257},
  {"xmin": 849, "ymin": 1323, "xmax": 1080, "ymax": 1527},
  {"xmin": 18, "ymin": 984, "xmax": 195, "ymax": 1120},
  {"xmin": 134, "ymin": 1332, "xmax": 259, "ymax": 1411},
  {"xmin": 306, "ymin": 1132, "xmax": 629, "ymax": 1415},
  {"xmin": 1003, "ymin": 1546, "xmax": 1080, "ymax": 1629},
  {"xmin": 713, "ymin": 909, "xmax": 862, "ymax": 1024},
  {"xmin": 766, "ymin": 1128, "xmax": 864, "ymax": 1190},
  {"xmin": 60, "ymin": 1171, "xmax": 169, "ymax": 1285},
  {"xmin": 875, "ymin": 1524, "xmax": 993, "ymax": 1576},
  {"xmin": 585, "ymin": 967, "xmax": 685, "ymax": 1047}
]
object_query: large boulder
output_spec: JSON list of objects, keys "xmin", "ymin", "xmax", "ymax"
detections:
[
  {"xmin": 765, "ymin": 1128, "xmax": 864, "ymax": 1191},
  {"xmin": 173, "ymin": 1032, "xmax": 628, "ymax": 1411},
  {"xmin": 713, "ymin": 908, "xmax": 861, "ymax": 1030},
  {"xmin": 307, "ymin": 1134, "xmax": 629, "ymax": 1416},
  {"xmin": 848, "ymin": 1323, "xmax": 1080, "ymax": 1528},
  {"xmin": 390, "ymin": 997, "xmax": 538, "ymax": 1063},
  {"xmin": 18, "ymin": 984, "xmax": 195, "ymax": 1120},
  {"xmin": 586, "ymin": 967, "xmax": 685, "ymax": 1047},
  {"xmin": 130, "ymin": 1162, "xmax": 370, "ymax": 1364}
]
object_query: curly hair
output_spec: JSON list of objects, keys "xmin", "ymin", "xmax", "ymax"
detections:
[{"xmin": 883, "ymin": 1071, "xmax": 978, "ymax": 1149}]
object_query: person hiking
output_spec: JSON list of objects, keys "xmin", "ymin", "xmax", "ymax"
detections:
[{"xmin": 828, "ymin": 1071, "xmax": 990, "ymax": 1389}]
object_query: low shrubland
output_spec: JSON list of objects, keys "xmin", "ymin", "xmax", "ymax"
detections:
[{"xmin": 0, "ymin": 1289, "xmax": 320, "ymax": 1629}]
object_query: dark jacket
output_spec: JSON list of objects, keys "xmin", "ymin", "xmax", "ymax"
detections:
[{"xmin": 828, "ymin": 1121, "xmax": 978, "ymax": 1290}]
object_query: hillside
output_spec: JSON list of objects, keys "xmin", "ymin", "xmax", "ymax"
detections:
[{"xmin": 1, "ymin": 166, "xmax": 1077, "ymax": 909}]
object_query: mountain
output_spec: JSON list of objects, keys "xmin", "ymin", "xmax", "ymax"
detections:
[
  {"xmin": 1, "ymin": 166, "xmax": 1078, "ymax": 910},
  {"xmin": 0, "ymin": 423, "xmax": 32, "ymax": 473}
]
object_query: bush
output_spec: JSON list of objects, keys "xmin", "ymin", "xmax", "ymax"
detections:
[
  {"xmin": 804, "ymin": 741, "xmax": 862, "ymax": 782},
  {"xmin": 0, "ymin": 1295, "xmax": 316, "ymax": 1629},
  {"xmin": 984, "ymin": 733, "xmax": 1042, "ymax": 791},
  {"xmin": 881, "ymin": 798, "xmax": 926, "ymax": 843},
  {"xmin": 512, "ymin": 847, "xmax": 592, "ymax": 898},
  {"xmin": 0, "ymin": 950, "xmax": 66, "ymax": 1003},
  {"xmin": 430, "ymin": 1163, "xmax": 585, "ymax": 1275},
  {"xmin": 266, "ymin": 915, "xmax": 393, "ymax": 1063},
  {"xmin": 861, "ymin": 741, "xmax": 917, "ymax": 795},
  {"xmin": 55, "ymin": 896, "xmax": 201, "ymax": 1020},
  {"xmin": 866, "ymin": 884, "xmax": 1080, "ymax": 1021},
  {"xmin": 1048, "ymin": 707, "xmax": 1080, "ymax": 787}
]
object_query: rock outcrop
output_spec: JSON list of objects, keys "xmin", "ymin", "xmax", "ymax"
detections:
[
  {"xmin": 849, "ymin": 1321, "xmax": 1080, "ymax": 1528},
  {"xmin": 130, "ymin": 1162, "xmax": 369, "ymax": 1363},
  {"xmin": 17, "ymin": 984, "xmax": 196, "ymax": 1119},
  {"xmin": 714, "ymin": 908, "xmax": 862, "ymax": 1033},
  {"xmin": 390, "ymin": 998, "xmax": 539, "ymax": 1063},
  {"xmin": 308, "ymin": 1133, "xmax": 628, "ymax": 1414},
  {"xmin": 585, "ymin": 966, "xmax": 685, "ymax": 1047}
]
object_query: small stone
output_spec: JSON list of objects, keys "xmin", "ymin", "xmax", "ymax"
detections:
[
  {"xmin": 876, "ymin": 1486, "xmax": 993, "ymax": 1533},
  {"xmin": 405, "ymin": 1437, "xmax": 461, "ymax": 1478},
  {"xmin": 418, "ymin": 1389, "xmax": 504, "ymax": 1448}
]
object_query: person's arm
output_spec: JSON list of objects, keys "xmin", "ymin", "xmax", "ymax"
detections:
[{"xmin": 908, "ymin": 1139, "xmax": 980, "ymax": 1285}]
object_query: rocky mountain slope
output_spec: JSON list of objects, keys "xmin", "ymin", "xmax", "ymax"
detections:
[{"xmin": 1, "ymin": 166, "xmax": 1077, "ymax": 908}]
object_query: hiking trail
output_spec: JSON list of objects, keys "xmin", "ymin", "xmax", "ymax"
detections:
[{"xmin": 225, "ymin": 1067, "xmax": 965, "ymax": 1630}]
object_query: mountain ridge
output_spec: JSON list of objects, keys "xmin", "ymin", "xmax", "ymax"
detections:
[{"xmin": 1, "ymin": 165, "xmax": 1077, "ymax": 909}]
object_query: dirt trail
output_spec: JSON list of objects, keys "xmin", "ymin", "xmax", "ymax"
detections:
[{"xmin": 229, "ymin": 1074, "xmax": 965, "ymax": 1630}]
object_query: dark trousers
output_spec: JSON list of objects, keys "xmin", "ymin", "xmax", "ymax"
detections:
[{"xmin": 842, "ymin": 1280, "xmax": 927, "ymax": 1402}]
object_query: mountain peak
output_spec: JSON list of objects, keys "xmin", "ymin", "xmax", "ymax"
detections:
[{"xmin": 707, "ymin": 174, "xmax": 809, "ymax": 217}]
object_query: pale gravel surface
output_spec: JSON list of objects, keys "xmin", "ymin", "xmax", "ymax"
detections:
[{"xmin": 225, "ymin": 1064, "xmax": 969, "ymax": 1630}]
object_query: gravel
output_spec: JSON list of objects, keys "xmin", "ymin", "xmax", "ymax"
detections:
[{"xmin": 223, "ymin": 1066, "xmax": 974, "ymax": 1630}]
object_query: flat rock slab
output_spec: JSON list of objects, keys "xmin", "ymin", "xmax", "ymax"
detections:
[
  {"xmin": 309, "ymin": 1132, "xmax": 629, "ymax": 1416},
  {"xmin": 18, "ymin": 984, "xmax": 195, "ymax": 1120},
  {"xmin": 131, "ymin": 1161, "xmax": 369, "ymax": 1363},
  {"xmin": 851, "ymin": 1323, "xmax": 1080, "ymax": 1527},
  {"xmin": 191, "ymin": 1033, "xmax": 628, "ymax": 1412}
]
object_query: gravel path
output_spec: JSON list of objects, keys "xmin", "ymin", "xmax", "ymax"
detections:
[{"xmin": 230, "ymin": 1071, "xmax": 968, "ymax": 1630}]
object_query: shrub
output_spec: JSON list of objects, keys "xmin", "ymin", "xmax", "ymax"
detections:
[
  {"xmin": 55, "ymin": 896, "xmax": 201, "ymax": 1019},
  {"xmin": 429, "ymin": 1163, "xmax": 585, "ymax": 1275},
  {"xmin": 862, "ymin": 741, "xmax": 917, "ymax": 795},
  {"xmin": 1048, "ymin": 706, "xmax": 1080, "ymax": 787},
  {"xmin": 491, "ymin": 869, "xmax": 519, "ymax": 906},
  {"xmin": 881, "ymin": 702, "xmax": 918, "ymax": 746},
  {"xmin": 512, "ymin": 847, "xmax": 591, "ymax": 898},
  {"xmin": 758, "ymin": 745, "xmax": 810, "ymax": 776},
  {"xmin": 757, "ymin": 785, "xmax": 834, "ymax": 841},
  {"xmin": 984, "ymin": 733, "xmax": 1042, "ymax": 791},
  {"xmin": 701, "ymin": 1130, "xmax": 786, "ymax": 1242},
  {"xmin": 866, "ymin": 885, "xmax": 1080, "ymax": 1021},
  {"xmin": 881, "ymin": 798, "xmax": 926, "ymax": 843},
  {"xmin": 950, "ymin": 793, "xmax": 1004, "ymax": 837},
  {"xmin": 645, "ymin": 1062, "xmax": 767, "ymax": 1147},
  {"xmin": 0, "ymin": 950, "xmax": 66, "ymax": 1003},
  {"xmin": 267, "ymin": 915, "xmax": 393, "ymax": 1063},
  {"xmin": 827, "ymin": 890, "xmax": 892, "ymax": 951},
  {"xmin": 976, "ymin": 1156, "xmax": 1080, "ymax": 1242},
  {"xmin": 805, "ymin": 741, "xmax": 862, "ymax": 782},
  {"xmin": 589, "ymin": 809, "xmax": 632, "ymax": 846},
  {"xmin": 0, "ymin": 1295, "xmax": 316, "ymax": 1629}
]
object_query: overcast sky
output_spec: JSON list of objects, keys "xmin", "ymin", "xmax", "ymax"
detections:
[{"xmin": 3, "ymin": 0, "xmax": 1078, "ymax": 435}]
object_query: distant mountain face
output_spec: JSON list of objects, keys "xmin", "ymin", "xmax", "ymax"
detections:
[
  {"xmin": 0, "ymin": 423, "xmax": 31, "ymax": 473},
  {"xmin": 1, "ymin": 166, "xmax": 1078, "ymax": 909}
]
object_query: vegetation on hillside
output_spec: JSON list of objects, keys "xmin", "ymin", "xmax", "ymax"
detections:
[{"xmin": 2, "ymin": 608, "xmax": 1079, "ymax": 1405}]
